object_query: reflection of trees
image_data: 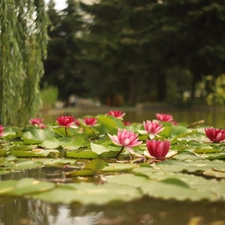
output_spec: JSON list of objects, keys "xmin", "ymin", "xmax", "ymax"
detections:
[
  {"xmin": 0, "ymin": 198, "xmax": 51, "ymax": 225},
  {"xmin": 0, "ymin": 199, "xmax": 104, "ymax": 225}
]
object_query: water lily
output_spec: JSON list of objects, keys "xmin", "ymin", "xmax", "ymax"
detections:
[
  {"xmin": 83, "ymin": 117, "xmax": 97, "ymax": 126},
  {"xmin": 156, "ymin": 113, "xmax": 173, "ymax": 122},
  {"xmin": 139, "ymin": 120, "xmax": 164, "ymax": 139},
  {"xmin": 29, "ymin": 118, "xmax": 44, "ymax": 125},
  {"xmin": 107, "ymin": 110, "xmax": 126, "ymax": 119},
  {"xmin": 75, "ymin": 119, "xmax": 81, "ymax": 126},
  {"xmin": 108, "ymin": 129, "xmax": 142, "ymax": 158},
  {"xmin": 146, "ymin": 139, "xmax": 170, "ymax": 160},
  {"xmin": 0, "ymin": 125, "xmax": 4, "ymax": 136},
  {"xmin": 56, "ymin": 115, "xmax": 75, "ymax": 136},
  {"xmin": 123, "ymin": 121, "xmax": 131, "ymax": 126},
  {"xmin": 29, "ymin": 118, "xmax": 46, "ymax": 128},
  {"xmin": 205, "ymin": 127, "xmax": 225, "ymax": 143},
  {"xmin": 56, "ymin": 115, "xmax": 75, "ymax": 127}
]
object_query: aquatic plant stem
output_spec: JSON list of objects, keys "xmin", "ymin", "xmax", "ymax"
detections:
[
  {"xmin": 116, "ymin": 146, "xmax": 124, "ymax": 159},
  {"xmin": 65, "ymin": 127, "xmax": 68, "ymax": 136}
]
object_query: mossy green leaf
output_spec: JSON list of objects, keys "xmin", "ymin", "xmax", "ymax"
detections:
[{"xmin": 66, "ymin": 150, "xmax": 98, "ymax": 159}]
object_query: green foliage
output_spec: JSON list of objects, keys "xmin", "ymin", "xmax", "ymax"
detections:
[
  {"xmin": 40, "ymin": 85, "xmax": 58, "ymax": 111},
  {"xmin": 43, "ymin": 0, "xmax": 225, "ymax": 106},
  {"xmin": 42, "ymin": 0, "xmax": 87, "ymax": 100},
  {"xmin": 0, "ymin": 0, "xmax": 49, "ymax": 126},
  {"xmin": 205, "ymin": 74, "xmax": 225, "ymax": 106}
]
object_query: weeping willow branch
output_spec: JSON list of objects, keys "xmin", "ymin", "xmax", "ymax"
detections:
[{"xmin": 0, "ymin": 0, "xmax": 49, "ymax": 126}]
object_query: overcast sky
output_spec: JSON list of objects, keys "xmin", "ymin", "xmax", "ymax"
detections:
[
  {"xmin": 45, "ymin": 0, "xmax": 66, "ymax": 10},
  {"xmin": 45, "ymin": 0, "xmax": 94, "ymax": 10}
]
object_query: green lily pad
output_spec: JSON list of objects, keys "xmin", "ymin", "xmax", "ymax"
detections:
[
  {"xmin": 32, "ymin": 182, "xmax": 141, "ymax": 205},
  {"xmin": 68, "ymin": 159, "xmax": 108, "ymax": 176},
  {"xmin": 66, "ymin": 150, "xmax": 98, "ymax": 159},
  {"xmin": 13, "ymin": 160, "xmax": 43, "ymax": 170},
  {"xmin": 42, "ymin": 138, "xmax": 60, "ymax": 148},
  {"xmin": 22, "ymin": 128, "xmax": 55, "ymax": 144}
]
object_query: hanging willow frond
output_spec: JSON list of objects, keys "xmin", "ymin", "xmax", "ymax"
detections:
[{"xmin": 0, "ymin": 0, "xmax": 49, "ymax": 126}]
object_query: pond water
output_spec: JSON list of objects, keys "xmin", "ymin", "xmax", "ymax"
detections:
[
  {"xmin": 1, "ymin": 195, "xmax": 225, "ymax": 225},
  {"xmin": 43, "ymin": 106, "xmax": 225, "ymax": 127},
  {"xmin": 1, "ymin": 106, "xmax": 225, "ymax": 225},
  {"xmin": 1, "ymin": 167, "xmax": 225, "ymax": 225}
]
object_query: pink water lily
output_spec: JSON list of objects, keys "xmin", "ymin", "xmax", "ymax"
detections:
[
  {"xmin": 146, "ymin": 139, "xmax": 170, "ymax": 160},
  {"xmin": 29, "ymin": 118, "xmax": 46, "ymax": 128},
  {"xmin": 0, "ymin": 125, "xmax": 4, "ymax": 136},
  {"xmin": 29, "ymin": 118, "xmax": 44, "ymax": 125},
  {"xmin": 139, "ymin": 120, "xmax": 164, "ymax": 139},
  {"xmin": 123, "ymin": 121, "xmax": 131, "ymax": 126},
  {"xmin": 107, "ymin": 110, "xmax": 126, "ymax": 119},
  {"xmin": 205, "ymin": 127, "xmax": 225, "ymax": 143},
  {"xmin": 75, "ymin": 119, "xmax": 81, "ymax": 126},
  {"xmin": 108, "ymin": 129, "xmax": 142, "ymax": 158},
  {"xmin": 83, "ymin": 117, "xmax": 97, "ymax": 126},
  {"xmin": 56, "ymin": 115, "xmax": 75, "ymax": 127},
  {"xmin": 156, "ymin": 113, "xmax": 173, "ymax": 122}
]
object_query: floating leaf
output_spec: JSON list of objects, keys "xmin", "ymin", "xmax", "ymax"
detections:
[
  {"xmin": 84, "ymin": 158, "xmax": 108, "ymax": 171},
  {"xmin": 141, "ymin": 180, "xmax": 213, "ymax": 201},
  {"xmin": 97, "ymin": 115, "xmax": 124, "ymax": 131},
  {"xmin": 66, "ymin": 150, "xmax": 98, "ymax": 159},
  {"xmin": 32, "ymin": 182, "xmax": 141, "ymax": 205},
  {"xmin": 0, "ymin": 180, "xmax": 18, "ymax": 194},
  {"xmin": 21, "ymin": 128, "xmax": 55, "ymax": 144},
  {"xmin": 58, "ymin": 136, "xmax": 87, "ymax": 150},
  {"xmin": 42, "ymin": 138, "xmax": 60, "ymax": 148},
  {"xmin": 203, "ymin": 169, "xmax": 225, "ymax": 178},
  {"xmin": 102, "ymin": 163, "xmax": 138, "ymax": 172},
  {"xmin": 90, "ymin": 142, "xmax": 120, "ymax": 156},
  {"xmin": 160, "ymin": 177, "xmax": 190, "ymax": 188},
  {"xmin": 13, "ymin": 160, "xmax": 43, "ymax": 170},
  {"xmin": 10, "ymin": 149, "xmax": 59, "ymax": 158},
  {"xmin": 171, "ymin": 125, "xmax": 188, "ymax": 137},
  {"xmin": 68, "ymin": 158, "xmax": 107, "ymax": 176},
  {"xmin": 8, "ymin": 178, "xmax": 55, "ymax": 196}
]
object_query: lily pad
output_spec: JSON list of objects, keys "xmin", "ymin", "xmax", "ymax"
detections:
[{"xmin": 32, "ymin": 182, "xmax": 141, "ymax": 205}]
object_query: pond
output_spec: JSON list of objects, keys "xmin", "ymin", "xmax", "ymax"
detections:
[
  {"xmin": 42, "ymin": 106, "xmax": 225, "ymax": 127},
  {"xmin": 1, "ymin": 167, "xmax": 225, "ymax": 225},
  {"xmin": 1, "ymin": 194, "xmax": 225, "ymax": 225},
  {"xmin": 1, "ymin": 107, "xmax": 225, "ymax": 225}
]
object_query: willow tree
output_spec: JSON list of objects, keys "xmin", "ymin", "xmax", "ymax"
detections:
[{"xmin": 0, "ymin": 0, "xmax": 48, "ymax": 126}]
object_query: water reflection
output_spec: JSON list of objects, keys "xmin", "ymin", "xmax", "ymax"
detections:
[
  {"xmin": 1, "ymin": 166, "xmax": 225, "ymax": 224},
  {"xmin": 42, "ymin": 107, "xmax": 225, "ymax": 127},
  {"xmin": 1, "ymin": 196, "xmax": 225, "ymax": 225}
]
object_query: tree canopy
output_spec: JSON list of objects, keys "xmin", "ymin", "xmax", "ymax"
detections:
[
  {"xmin": 0, "ymin": 0, "xmax": 49, "ymax": 126},
  {"xmin": 42, "ymin": 0, "xmax": 225, "ymax": 106}
]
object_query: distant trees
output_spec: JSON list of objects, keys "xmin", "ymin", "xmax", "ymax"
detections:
[
  {"xmin": 0, "ymin": 0, "xmax": 48, "ymax": 125},
  {"xmin": 42, "ymin": 0, "xmax": 225, "ymax": 106},
  {"xmin": 42, "ymin": 0, "xmax": 87, "ymax": 101}
]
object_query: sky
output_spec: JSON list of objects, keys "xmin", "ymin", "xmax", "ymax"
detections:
[{"xmin": 45, "ymin": 0, "xmax": 94, "ymax": 10}]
